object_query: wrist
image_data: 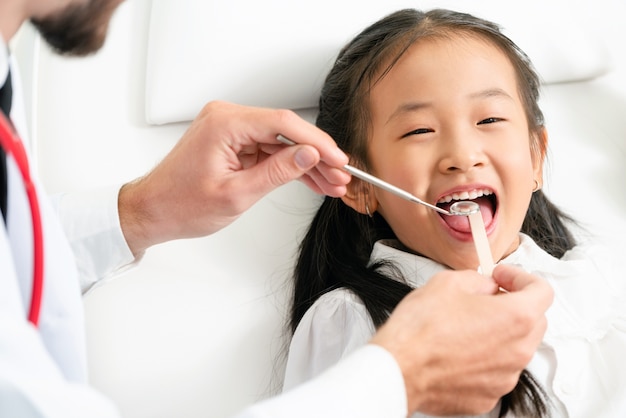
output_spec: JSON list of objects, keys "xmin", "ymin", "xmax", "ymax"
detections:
[{"xmin": 118, "ymin": 177, "xmax": 157, "ymax": 256}]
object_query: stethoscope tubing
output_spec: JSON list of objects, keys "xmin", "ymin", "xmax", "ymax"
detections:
[{"xmin": 0, "ymin": 112, "xmax": 43, "ymax": 327}]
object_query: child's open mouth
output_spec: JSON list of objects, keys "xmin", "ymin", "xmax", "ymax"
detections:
[{"xmin": 436, "ymin": 189, "xmax": 497, "ymax": 233}]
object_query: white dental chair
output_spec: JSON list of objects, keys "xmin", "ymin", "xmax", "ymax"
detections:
[{"xmin": 12, "ymin": 0, "xmax": 626, "ymax": 417}]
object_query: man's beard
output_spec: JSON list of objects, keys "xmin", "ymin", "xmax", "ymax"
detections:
[{"xmin": 30, "ymin": 0, "xmax": 121, "ymax": 56}]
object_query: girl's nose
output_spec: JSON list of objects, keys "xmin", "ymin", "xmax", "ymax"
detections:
[{"xmin": 437, "ymin": 134, "xmax": 487, "ymax": 174}]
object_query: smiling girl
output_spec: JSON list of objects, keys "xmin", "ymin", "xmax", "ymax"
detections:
[{"xmin": 283, "ymin": 8, "xmax": 625, "ymax": 418}]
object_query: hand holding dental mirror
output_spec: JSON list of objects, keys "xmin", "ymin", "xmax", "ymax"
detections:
[{"xmin": 277, "ymin": 135, "xmax": 495, "ymax": 275}]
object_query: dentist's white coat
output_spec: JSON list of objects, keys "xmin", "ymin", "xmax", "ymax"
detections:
[{"xmin": 0, "ymin": 39, "xmax": 408, "ymax": 418}]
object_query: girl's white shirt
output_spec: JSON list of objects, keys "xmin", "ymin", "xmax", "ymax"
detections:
[{"xmin": 284, "ymin": 233, "xmax": 626, "ymax": 418}]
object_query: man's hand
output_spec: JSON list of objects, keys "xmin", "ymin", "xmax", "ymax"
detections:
[
  {"xmin": 118, "ymin": 101, "xmax": 350, "ymax": 255},
  {"xmin": 370, "ymin": 264, "xmax": 553, "ymax": 415}
]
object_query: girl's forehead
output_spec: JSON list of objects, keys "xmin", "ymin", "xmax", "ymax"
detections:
[
  {"xmin": 372, "ymin": 34, "xmax": 518, "ymax": 97},
  {"xmin": 403, "ymin": 33, "xmax": 509, "ymax": 71}
]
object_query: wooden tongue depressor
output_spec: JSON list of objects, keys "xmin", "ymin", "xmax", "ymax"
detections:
[{"xmin": 449, "ymin": 201, "xmax": 494, "ymax": 277}]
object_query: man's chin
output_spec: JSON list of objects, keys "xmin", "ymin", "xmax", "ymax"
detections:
[
  {"xmin": 34, "ymin": 26, "xmax": 108, "ymax": 56},
  {"xmin": 30, "ymin": 0, "xmax": 118, "ymax": 56}
]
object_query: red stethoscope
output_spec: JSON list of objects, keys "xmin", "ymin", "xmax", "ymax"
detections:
[{"xmin": 0, "ymin": 111, "xmax": 44, "ymax": 327}]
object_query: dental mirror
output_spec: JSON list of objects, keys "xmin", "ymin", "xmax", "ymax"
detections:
[{"xmin": 449, "ymin": 200, "xmax": 480, "ymax": 215}]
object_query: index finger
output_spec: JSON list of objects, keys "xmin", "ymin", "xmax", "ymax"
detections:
[
  {"xmin": 268, "ymin": 111, "xmax": 348, "ymax": 168},
  {"xmin": 205, "ymin": 101, "xmax": 349, "ymax": 168}
]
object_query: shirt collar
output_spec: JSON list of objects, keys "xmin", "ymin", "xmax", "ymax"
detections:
[
  {"xmin": 369, "ymin": 233, "xmax": 562, "ymax": 287},
  {"xmin": 500, "ymin": 234, "xmax": 554, "ymax": 266},
  {"xmin": 369, "ymin": 239, "xmax": 447, "ymax": 288}
]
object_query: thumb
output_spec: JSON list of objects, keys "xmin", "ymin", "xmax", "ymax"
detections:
[
  {"xmin": 459, "ymin": 271, "xmax": 499, "ymax": 295},
  {"xmin": 492, "ymin": 264, "xmax": 554, "ymax": 313},
  {"xmin": 492, "ymin": 264, "xmax": 532, "ymax": 292},
  {"xmin": 492, "ymin": 264, "xmax": 552, "ymax": 300},
  {"xmin": 427, "ymin": 270, "xmax": 498, "ymax": 296},
  {"xmin": 292, "ymin": 145, "xmax": 320, "ymax": 172}
]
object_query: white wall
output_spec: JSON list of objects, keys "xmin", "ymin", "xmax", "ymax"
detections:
[
  {"xmin": 13, "ymin": 0, "xmax": 626, "ymax": 417},
  {"xmin": 538, "ymin": 0, "xmax": 626, "ymax": 244}
]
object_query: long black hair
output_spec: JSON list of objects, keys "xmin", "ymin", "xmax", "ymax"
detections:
[{"xmin": 291, "ymin": 9, "xmax": 576, "ymax": 417}]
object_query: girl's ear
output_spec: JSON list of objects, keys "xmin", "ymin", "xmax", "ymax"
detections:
[
  {"xmin": 341, "ymin": 180, "xmax": 378, "ymax": 216},
  {"xmin": 532, "ymin": 127, "xmax": 548, "ymax": 189}
]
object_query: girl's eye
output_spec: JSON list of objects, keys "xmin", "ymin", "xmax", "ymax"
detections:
[
  {"xmin": 401, "ymin": 128, "xmax": 433, "ymax": 138},
  {"xmin": 477, "ymin": 117, "xmax": 502, "ymax": 125}
]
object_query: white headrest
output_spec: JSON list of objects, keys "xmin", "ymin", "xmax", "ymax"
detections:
[{"xmin": 145, "ymin": 0, "xmax": 610, "ymax": 125}]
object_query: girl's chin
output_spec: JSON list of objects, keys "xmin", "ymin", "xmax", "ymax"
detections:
[
  {"xmin": 449, "ymin": 263, "xmax": 481, "ymax": 272},
  {"xmin": 431, "ymin": 256, "xmax": 480, "ymax": 272}
]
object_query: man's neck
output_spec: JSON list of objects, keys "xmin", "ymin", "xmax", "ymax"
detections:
[{"xmin": 0, "ymin": 1, "xmax": 29, "ymax": 44}]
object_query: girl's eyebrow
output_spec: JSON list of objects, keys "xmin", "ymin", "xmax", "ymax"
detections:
[
  {"xmin": 386, "ymin": 87, "xmax": 514, "ymax": 125},
  {"xmin": 469, "ymin": 87, "xmax": 514, "ymax": 101},
  {"xmin": 386, "ymin": 101, "xmax": 430, "ymax": 125}
]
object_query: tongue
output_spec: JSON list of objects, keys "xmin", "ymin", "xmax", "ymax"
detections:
[{"xmin": 441, "ymin": 196, "xmax": 494, "ymax": 233}]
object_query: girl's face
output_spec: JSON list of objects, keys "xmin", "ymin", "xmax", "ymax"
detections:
[{"xmin": 349, "ymin": 35, "xmax": 544, "ymax": 270}]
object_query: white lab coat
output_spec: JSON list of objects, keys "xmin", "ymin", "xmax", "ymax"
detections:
[{"xmin": 0, "ymin": 38, "xmax": 409, "ymax": 417}]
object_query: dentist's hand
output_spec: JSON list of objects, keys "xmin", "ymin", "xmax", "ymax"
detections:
[
  {"xmin": 118, "ymin": 101, "xmax": 350, "ymax": 256},
  {"xmin": 370, "ymin": 264, "xmax": 553, "ymax": 416}
]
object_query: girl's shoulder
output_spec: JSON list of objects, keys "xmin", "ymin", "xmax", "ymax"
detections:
[
  {"xmin": 515, "ymin": 233, "xmax": 620, "ymax": 275},
  {"xmin": 563, "ymin": 236, "xmax": 622, "ymax": 275},
  {"xmin": 295, "ymin": 287, "xmax": 376, "ymax": 340},
  {"xmin": 306, "ymin": 287, "xmax": 369, "ymax": 318},
  {"xmin": 284, "ymin": 288, "xmax": 377, "ymax": 391}
]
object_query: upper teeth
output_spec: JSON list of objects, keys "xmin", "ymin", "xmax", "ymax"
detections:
[{"xmin": 438, "ymin": 189, "xmax": 493, "ymax": 204}]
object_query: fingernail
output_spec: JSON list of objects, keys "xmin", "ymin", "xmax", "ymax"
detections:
[{"xmin": 294, "ymin": 147, "xmax": 317, "ymax": 170}]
